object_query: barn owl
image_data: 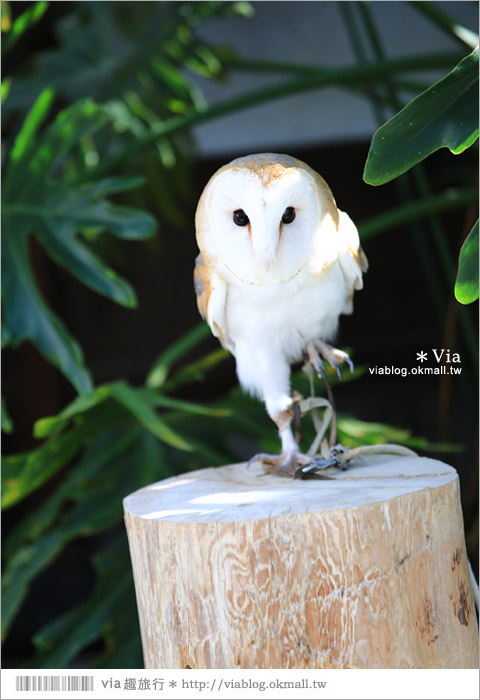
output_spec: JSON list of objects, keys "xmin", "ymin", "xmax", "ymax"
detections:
[{"xmin": 194, "ymin": 153, "xmax": 367, "ymax": 474}]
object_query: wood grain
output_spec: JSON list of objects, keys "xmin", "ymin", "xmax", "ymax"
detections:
[{"xmin": 123, "ymin": 455, "xmax": 478, "ymax": 668}]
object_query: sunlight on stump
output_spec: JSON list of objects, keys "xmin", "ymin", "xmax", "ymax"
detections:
[{"xmin": 123, "ymin": 455, "xmax": 478, "ymax": 669}]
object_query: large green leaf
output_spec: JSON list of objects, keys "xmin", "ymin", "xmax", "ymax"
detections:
[
  {"xmin": 455, "ymin": 220, "xmax": 479, "ymax": 305},
  {"xmin": 60, "ymin": 429, "xmax": 169, "ymax": 537},
  {"xmin": 336, "ymin": 415, "xmax": 460, "ymax": 452},
  {"xmin": 146, "ymin": 322, "xmax": 212, "ymax": 388},
  {"xmin": 2, "ymin": 426, "xmax": 169, "ymax": 642},
  {"xmin": 106, "ymin": 382, "xmax": 194, "ymax": 451},
  {"xmin": 2, "ymin": 529, "xmax": 79, "ymax": 640},
  {"xmin": 3, "ymin": 427, "xmax": 142, "ymax": 559},
  {"xmin": 364, "ymin": 47, "xmax": 479, "ymax": 185},
  {"xmin": 30, "ymin": 537, "xmax": 139, "ymax": 669},
  {"xmin": 3, "ymin": 376, "xmax": 200, "ymax": 510},
  {"xmin": 140, "ymin": 389, "xmax": 231, "ymax": 418},
  {"xmin": 2, "ymin": 95, "xmax": 156, "ymax": 394},
  {"xmin": 34, "ymin": 380, "xmax": 197, "ymax": 449},
  {"xmin": 2, "ymin": 228, "xmax": 92, "ymax": 394},
  {"xmin": 161, "ymin": 348, "xmax": 230, "ymax": 393},
  {"xmin": 33, "ymin": 387, "xmax": 112, "ymax": 439},
  {"xmin": 93, "ymin": 637, "xmax": 143, "ymax": 669},
  {"xmin": 32, "ymin": 571, "xmax": 133, "ymax": 669},
  {"xmin": 2, "ymin": 336, "xmax": 234, "ymax": 620},
  {"xmin": 1, "ymin": 403, "xmax": 115, "ymax": 509}
]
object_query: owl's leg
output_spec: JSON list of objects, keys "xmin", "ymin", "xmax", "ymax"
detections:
[
  {"xmin": 249, "ymin": 398, "xmax": 312, "ymax": 477},
  {"xmin": 235, "ymin": 341, "xmax": 311, "ymax": 476}
]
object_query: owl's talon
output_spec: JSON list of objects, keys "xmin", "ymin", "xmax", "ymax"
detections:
[
  {"xmin": 249, "ymin": 450, "xmax": 339, "ymax": 480},
  {"xmin": 247, "ymin": 452, "xmax": 278, "ymax": 468},
  {"xmin": 305, "ymin": 342, "xmax": 330, "ymax": 385},
  {"xmin": 307, "ymin": 340, "xmax": 353, "ymax": 382},
  {"xmin": 248, "ymin": 450, "xmax": 312, "ymax": 478},
  {"xmin": 319, "ymin": 360, "xmax": 331, "ymax": 384}
]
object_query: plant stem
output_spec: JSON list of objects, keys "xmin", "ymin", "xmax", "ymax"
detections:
[
  {"xmin": 338, "ymin": 2, "xmax": 386, "ymax": 124},
  {"xmin": 359, "ymin": 189, "xmax": 478, "ymax": 240},
  {"xmin": 222, "ymin": 55, "xmax": 429, "ymax": 94},
  {"xmin": 146, "ymin": 322, "xmax": 211, "ymax": 388},
  {"xmin": 219, "ymin": 53, "xmax": 462, "ymax": 76},
  {"xmin": 409, "ymin": 1, "xmax": 479, "ymax": 50},
  {"xmin": 74, "ymin": 51, "xmax": 464, "ymax": 184}
]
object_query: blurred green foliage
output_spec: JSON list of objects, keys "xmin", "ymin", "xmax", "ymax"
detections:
[
  {"xmin": 2, "ymin": 0, "xmax": 477, "ymax": 669},
  {"xmin": 364, "ymin": 46, "xmax": 479, "ymax": 303},
  {"xmin": 3, "ymin": 93, "xmax": 157, "ymax": 393}
]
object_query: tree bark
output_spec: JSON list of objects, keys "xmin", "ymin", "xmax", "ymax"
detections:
[{"xmin": 123, "ymin": 455, "xmax": 478, "ymax": 668}]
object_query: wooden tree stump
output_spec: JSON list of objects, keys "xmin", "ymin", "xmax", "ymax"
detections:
[{"xmin": 123, "ymin": 455, "xmax": 478, "ymax": 669}]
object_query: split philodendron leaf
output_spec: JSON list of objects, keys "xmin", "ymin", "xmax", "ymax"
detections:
[{"xmin": 1, "ymin": 91, "xmax": 157, "ymax": 394}]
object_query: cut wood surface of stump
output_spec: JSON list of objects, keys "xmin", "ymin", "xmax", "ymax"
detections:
[{"xmin": 123, "ymin": 455, "xmax": 478, "ymax": 669}]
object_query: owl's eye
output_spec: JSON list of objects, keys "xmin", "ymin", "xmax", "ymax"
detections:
[
  {"xmin": 233, "ymin": 209, "xmax": 249, "ymax": 226},
  {"xmin": 282, "ymin": 207, "xmax": 296, "ymax": 224}
]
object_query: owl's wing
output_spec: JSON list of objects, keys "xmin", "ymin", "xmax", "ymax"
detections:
[
  {"xmin": 336, "ymin": 209, "xmax": 368, "ymax": 295},
  {"xmin": 194, "ymin": 253, "xmax": 229, "ymax": 349}
]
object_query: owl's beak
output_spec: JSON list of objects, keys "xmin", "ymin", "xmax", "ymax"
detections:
[
  {"xmin": 261, "ymin": 258, "xmax": 272, "ymax": 272},
  {"xmin": 252, "ymin": 226, "xmax": 279, "ymax": 271},
  {"xmin": 256, "ymin": 250, "xmax": 277, "ymax": 274}
]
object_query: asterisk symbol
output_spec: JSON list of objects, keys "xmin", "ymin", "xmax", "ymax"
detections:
[
  {"xmin": 169, "ymin": 681, "xmax": 177, "ymax": 688},
  {"xmin": 417, "ymin": 351, "xmax": 428, "ymax": 362}
]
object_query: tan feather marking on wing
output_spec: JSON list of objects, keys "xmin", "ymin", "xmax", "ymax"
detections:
[
  {"xmin": 358, "ymin": 245, "xmax": 369, "ymax": 273},
  {"xmin": 194, "ymin": 254, "xmax": 227, "ymax": 347},
  {"xmin": 348, "ymin": 244, "xmax": 369, "ymax": 274},
  {"xmin": 193, "ymin": 253, "xmax": 212, "ymax": 321},
  {"xmin": 212, "ymin": 322, "xmax": 226, "ymax": 347}
]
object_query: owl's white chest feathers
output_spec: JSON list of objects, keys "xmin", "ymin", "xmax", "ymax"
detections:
[{"xmin": 225, "ymin": 260, "xmax": 349, "ymax": 364}]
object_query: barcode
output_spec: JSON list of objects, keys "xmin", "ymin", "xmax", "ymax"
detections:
[{"xmin": 15, "ymin": 676, "xmax": 94, "ymax": 692}]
